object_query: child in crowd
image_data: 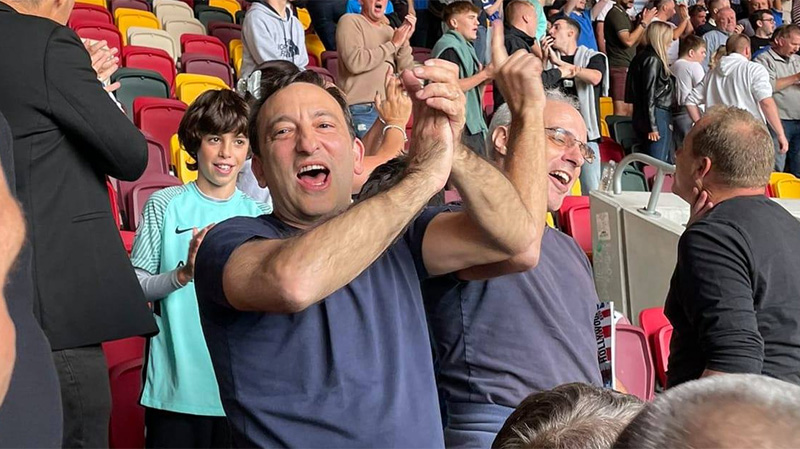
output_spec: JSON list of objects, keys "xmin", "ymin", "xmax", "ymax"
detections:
[
  {"xmin": 130, "ymin": 89, "xmax": 271, "ymax": 448},
  {"xmin": 672, "ymin": 35, "xmax": 707, "ymax": 148}
]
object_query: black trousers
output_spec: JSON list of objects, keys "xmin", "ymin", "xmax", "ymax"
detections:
[
  {"xmin": 52, "ymin": 345, "xmax": 112, "ymax": 449},
  {"xmin": 145, "ymin": 408, "xmax": 231, "ymax": 448},
  {"xmin": 305, "ymin": 0, "xmax": 347, "ymax": 51}
]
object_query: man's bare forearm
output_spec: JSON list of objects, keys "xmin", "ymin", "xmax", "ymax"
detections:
[{"xmin": 449, "ymin": 144, "xmax": 535, "ymax": 257}]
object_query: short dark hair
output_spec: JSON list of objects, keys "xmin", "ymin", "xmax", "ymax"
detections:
[
  {"xmin": 688, "ymin": 4, "xmax": 707, "ymax": 16},
  {"xmin": 707, "ymin": 0, "xmax": 727, "ymax": 14},
  {"xmin": 773, "ymin": 23, "xmax": 800, "ymax": 41},
  {"xmin": 443, "ymin": 0, "xmax": 481, "ymax": 24},
  {"xmin": 492, "ymin": 383, "xmax": 644, "ymax": 449},
  {"xmin": 678, "ymin": 34, "xmax": 706, "ymax": 57},
  {"xmin": 248, "ymin": 69, "xmax": 354, "ymax": 159},
  {"xmin": 689, "ymin": 105, "xmax": 773, "ymax": 189},
  {"xmin": 749, "ymin": 9, "xmax": 773, "ymax": 31},
  {"xmin": 554, "ymin": 16, "xmax": 582, "ymax": 39},
  {"xmin": 177, "ymin": 89, "xmax": 249, "ymax": 171}
]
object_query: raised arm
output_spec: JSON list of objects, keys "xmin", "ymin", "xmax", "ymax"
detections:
[
  {"xmin": 591, "ymin": 0, "xmax": 611, "ymax": 20},
  {"xmin": 617, "ymin": 8, "xmax": 656, "ymax": 47},
  {"xmin": 337, "ymin": 15, "xmax": 410, "ymax": 75}
]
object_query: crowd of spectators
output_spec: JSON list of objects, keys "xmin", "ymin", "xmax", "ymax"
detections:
[{"xmin": 1, "ymin": 0, "xmax": 800, "ymax": 448}]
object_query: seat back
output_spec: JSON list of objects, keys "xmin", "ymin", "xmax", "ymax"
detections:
[
  {"xmin": 615, "ymin": 323, "xmax": 656, "ymax": 401},
  {"xmin": 122, "ymin": 46, "xmax": 176, "ymax": 90},
  {"xmin": 229, "ymin": 38, "xmax": 243, "ymax": 75},
  {"xmin": 567, "ymin": 204, "xmax": 592, "ymax": 256},
  {"xmin": 653, "ymin": 324, "xmax": 673, "ymax": 388},
  {"xmin": 128, "ymin": 27, "xmax": 179, "ymax": 61},
  {"xmin": 111, "ymin": 0, "xmax": 150, "ymax": 14},
  {"xmin": 76, "ymin": 0, "xmax": 107, "ymax": 8},
  {"xmin": 321, "ymin": 50, "xmax": 338, "ymax": 83},
  {"xmin": 74, "ymin": 22, "xmax": 124, "ymax": 54},
  {"xmin": 613, "ymin": 120, "xmax": 637, "ymax": 153},
  {"xmin": 604, "ymin": 115, "xmax": 631, "ymax": 142},
  {"xmin": 69, "ymin": 4, "xmax": 113, "ymax": 27},
  {"xmin": 775, "ymin": 178, "xmax": 800, "ymax": 198},
  {"xmin": 207, "ymin": 22, "xmax": 241, "ymax": 47},
  {"xmin": 412, "ymin": 47, "xmax": 431, "ymax": 63},
  {"xmin": 134, "ymin": 98, "xmax": 187, "ymax": 165},
  {"xmin": 125, "ymin": 175, "xmax": 183, "ymax": 229},
  {"xmin": 108, "ymin": 358, "xmax": 145, "ymax": 449},
  {"xmin": 155, "ymin": 0, "xmax": 194, "ymax": 24},
  {"xmin": 599, "ymin": 96, "xmax": 614, "ymax": 123},
  {"xmin": 180, "ymin": 34, "xmax": 228, "ymax": 61},
  {"xmin": 637, "ymin": 306, "xmax": 670, "ymax": 354},
  {"xmin": 621, "ymin": 166, "xmax": 649, "ymax": 192},
  {"xmin": 557, "ymin": 195, "xmax": 589, "ymax": 233},
  {"xmin": 195, "ymin": 5, "xmax": 234, "ymax": 28},
  {"xmin": 181, "ymin": 53, "xmax": 233, "ymax": 87},
  {"xmin": 145, "ymin": 135, "xmax": 171, "ymax": 176},
  {"xmin": 305, "ymin": 33, "xmax": 326, "ymax": 67},
  {"xmin": 175, "ymin": 73, "xmax": 229, "ymax": 104},
  {"xmin": 296, "ymin": 6, "xmax": 311, "ymax": 29},
  {"xmin": 111, "ymin": 68, "xmax": 171, "ymax": 118},
  {"xmin": 116, "ymin": 9, "xmax": 160, "ymax": 45},
  {"xmin": 770, "ymin": 172, "xmax": 796, "ymax": 191},
  {"xmin": 209, "ymin": 0, "xmax": 241, "ymax": 19},
  {"xmin": 164, "ymin": 18, "xmax": 206, "ymax": 57},
  {"xmin": 175, "ymin": 146, "xmax": 199, "ymax": 183}
]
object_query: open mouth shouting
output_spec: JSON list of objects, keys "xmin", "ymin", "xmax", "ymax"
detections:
[
  {"xmin": 549, "ymin": 169, "xmax": 573, "ymax": 193},
  {"xmin": 297, "ymin": 163, "xmax": 331, "ymax": 191}
]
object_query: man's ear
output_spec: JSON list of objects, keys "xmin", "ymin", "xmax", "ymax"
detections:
[
  {"xmin": 492, "ymin": 125, "xmax": 509, "ymax": 157},
  {"xmin": 352, "ymin": 137, "xmax": 366, "ymax": 176},
  {"xmin": 448, "ymin": 17, "xmax": 459, "ymax": 29},
  {"xmin": 695, "ymin": 156, "xmax": 713, "ymax": 186},
  {"xmin": 252, "ymin": 153, "xmax": 269, "ymax": 189}
]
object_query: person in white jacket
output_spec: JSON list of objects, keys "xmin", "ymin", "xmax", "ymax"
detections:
[
  {"xmin": 686, "ymin": 33, "xmax": 788, "ymax": 153},
  {"xmin": 241, "ymin": 0, "xmax": 308, "ymax": 79}
]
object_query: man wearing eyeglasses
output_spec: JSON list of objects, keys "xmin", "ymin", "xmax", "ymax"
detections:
[{"xmin": 421, "ymin": 26, "xmax": 601, "ymax": 449}]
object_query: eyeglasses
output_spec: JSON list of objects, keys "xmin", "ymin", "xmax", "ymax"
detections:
[
  {"xmin": 545, "ymin": 127, "xmax": 595, "ymax": 164},
  {"xmin": 762, "ymin": 17, "xmax": 775, "ymax": 22}
]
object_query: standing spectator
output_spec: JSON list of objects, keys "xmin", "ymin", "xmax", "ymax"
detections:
[
  {"xmin": 749, "ymin": 9, "xmax": 775, "ymax": 57},
  {"xmin": 336, "ymin": 0, "xmax": 415, "ymax": 138},
  {"xmin": 306, "ymin": 0, "xmax": 348, "ymax": 51},
  {"xmin": 543, "ymin": 16, "xmax": 608, "ymax": 191},
  {"xmin": 626, "ymin": 21, "xmax": 675, "ymax": 162},
  {"xmin": 593, "ymin": 0, "xmax": 615, "ymax": 53},
  {"xmin": 702, "ymin": 7, "xmax": 742, "ymax": 70},
  {"xmin": 689, "ymin": 4, "xmax": 708, "ymax": 31},
  {"xmin": 672, "ymin": 35, "xmax": 707, "ymax": 146},
  {"xmin": 686, "ymin": 34, "xmax": 788, "ymax": 154},
  {"xmin": 241, "ymin": 0, "xmax": 308, "ymax": 79},
  {"xmin": 665, "ymin": 106, "xmax": 800, "ymax": 388},
  {"xmin": 433, "ymin": 1, "xmax": 493, "ymax": 156},
  {"xmin": 738, "ymin": 0, "xmax": 782, "ymax": 36},
  {"xmin": 0, "ymin": 110, "xmax": 62, "ymax": 448},
  {"xmin": 0, "ymin": 0, "xmax": 158, "ymax": 447},
  {"xmin": 651, "ymin": 0, "xmax": 694, "ymax": 65},
  {"xmin": 696, "ymin": 0, "xmax": 729, "ymax": 35},
  {"xmin": 604, "ymin": 0, "xmax": 657, "ymax": 116},
  {"xmin": 558, "ymin": 0, "xmax": 612, "ymax": 51},
  {"xmin": 755, "ymin": 24, "xmax": 800, "ymax": 176},
  {"xmin": 131, "ymin": 90, "xmax": 270, "ymax": 448}
]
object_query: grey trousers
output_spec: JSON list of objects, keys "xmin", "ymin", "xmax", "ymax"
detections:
[{"xmin": 52, "ymin": 345, "xmax": 112, "ymax": 449}]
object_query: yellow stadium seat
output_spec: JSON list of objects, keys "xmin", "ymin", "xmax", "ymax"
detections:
[
  {"xmin": 546, "ymin": 212, "xmax": 555, "ymax": 228},
  {"xmin": 599, "ymin": 96, "xmax": 614, "ymax": 123},
  {"xmin": 600, "ymin": 119, "xmax": 610, "ymax": 138},
  {"xmin": 175, "ymin": 145, "xmax": 199, "ymax": 184},
  {"xmin": 116, "ymin": 9, "xmax": 160, "ymax": 45},
  {"xmin": 209, "ymin": 0, "xmax": 241, "ymax": 20},
  {"xmin": 296, "ymin": 7, "xmax": 311, "ymax": 30},
  {"xmin": 570, "ymin": 178, "xmax": 582, "ymax": 196},
  {"xmin": 229, "ymin": 39, "xmax": 244, "ymax": 76},
  {"xmin": 775, "ymin": 178, "xmax": 800, "ymax": 198},
  {"xmin": 170, "ymin": 134, "xmax": 181, "ymax": 169},
  {"xmin": 175, "ymin": 73, "xmax": 229, "ymax": 105},
  {"xmin": 305, "ymin": 33, "xmax": 326, "ymax": 68},
  {"xmin": 76, "ymin": 0, "xmax": 106, "ymax": 7},
  {"xmin": 770, "ymin": 172, "xmax": 796, "ymax": 188}
]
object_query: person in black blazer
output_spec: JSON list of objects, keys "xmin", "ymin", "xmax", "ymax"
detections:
[{"xmin": 0, "ymin": 1, "xmax": 158, "ymax": 447}]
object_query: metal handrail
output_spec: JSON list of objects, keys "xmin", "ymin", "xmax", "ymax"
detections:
[{"xmin": 612, "ymin": 153, "xmax": 676, "ymax": 216}]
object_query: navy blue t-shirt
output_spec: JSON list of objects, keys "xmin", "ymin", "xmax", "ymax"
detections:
[
  {"xmin": 423, "ymin": 226, "xmax": 602, "ymax": 409},
  {"xmin": 194, "ymin": 210, "xmax": 446, "ymax": 448}
]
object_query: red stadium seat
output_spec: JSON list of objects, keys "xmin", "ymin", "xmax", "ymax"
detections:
[
  {"xmin": 144, "ymin": 135, "xmax": 171, "ymax": 176},
  {"xmin": 653, "ymin": 324, "xmax": 673, "ymax": 388},
  {"xmin": 119, "ymin": 174, "xmax": 182, "ymax": 230},
  {"xmin": 122, "ymin": 46, "xmax": 177, "ymax": 92},
  {"xmin": 305, "ymin": 66, "xmax": 335, "ymax": 85},
  {"xmin": 307, "ymin": 51, "xmax": 319, "ymax": 67},
  {"xmin": 638, "ymin": 307, "xmax": 670, "ymax": 346},
  {"xmin": 133, "ymin": 97, "xmax": 187, "ymax": 165},
  {"xmin": 111, "ymin": 0, "xmax": 150, "ymax": 14},
  {"xmin": 181, "ymin": 53, "xmax": 234, "ymax": 88},
  {"xmin": 321, "ymin": 50, "xmax": 338, "ymax": 83},
  {"xmin": 557, "ymin": 195, "xmax": 589, "ymax": 234},
  {"xmin": 207, "ymin": 22, "xmax": 242, "ymax": 47},
  {"xmin": 69, "ymin": 4, "xmax": 113, "ymax": 28},
  {"xmin": 483, "ymin": 84, "xmax": 494, "ymax": 118},
  {"xmin": 566, "ymin": 204, "xmax": 592, "ymax": 257},
  {"xmin": 412, "ymin": 47, "xmax": 431, "ymax": 63},
  {"xmin": 599, "ymin": 136, "xmax": 624, "ymax": 163},
  {"xmin": 180, "ymin": 34, "xmax": 229, "ymax": 62},
  {"xmin": 615, "ymin": 323, "xmax": 656, "ymax": 401},
  {"xmin": 108, "ymin": 357, "xmax": 146, "ymax": 449},
  {"xmin": 74, "ymin": 22, "xmax": 124, "ymax": 55}
]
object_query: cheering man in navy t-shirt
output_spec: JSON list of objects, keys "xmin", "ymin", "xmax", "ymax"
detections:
[{"xmin": 194, "ymin": 52, "xmax": 549, "ymax": 447}]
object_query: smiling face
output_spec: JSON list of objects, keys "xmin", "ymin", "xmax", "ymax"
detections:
[
  {"xmin": 252, "ymin": 83, "xmax": 364, "ymax": 228},
  {"xmin": 716, "ymin": 7, "xmax": 737, "ymax": 32},
  {"xmin": 544, "ymin": 101, "xmax": 588, "ymax": 212},
  {"xmin": 360, "ymin": 0, "xmax": 387, "ymax": 23},
  {"xmin": 195, "ymin": 132, "xmax": 249, "ymax": 194},
  {"xmin": 450, "ymin": 11, "xmax": 480, "ymax": 41}
]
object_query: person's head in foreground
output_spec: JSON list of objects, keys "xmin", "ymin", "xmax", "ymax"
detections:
[
  {"xmin": 491, "ymin": 383, "xmax": 644, "ymax": 449},
  {"xmin": 771, "ymin": 24, "xmax": 800, "ymax": 58},
  {"xmin": 443, "ymin": 1, "xmax": 481, "ymax": 41},
  {"xmin": 248, "ymin": 69, "xmax": 362, "ymax": 229},
  {"xmin": 487, "ymin": 90, "xmax": 593, "ymax": 212},
  {"xmin": 613, "ymin": 374, "xmax": 800, "ymax": 448},
  {"xmin": 506, "ymin": 0, "xmax": 539, "ymax": 38},
  {"xmin": 177, "ymin": 89, "xmax": 251, "ymax": 198},
  {"xmin": 672, "ymin": 105, "xmax": 772, "ymax": 205}
]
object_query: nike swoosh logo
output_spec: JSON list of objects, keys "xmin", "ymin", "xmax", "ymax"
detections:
[{"xmin": 175, "ymin": 227, "xmax": 193, "ymax": 234}]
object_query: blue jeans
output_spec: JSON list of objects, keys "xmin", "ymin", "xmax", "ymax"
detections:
[
  {"xmin": 443, "ymin": 401, "xmax": 515, "ymax": 449},
  {"xmin": 637, "ymin": 107, "xmax": 673, "ymax": 163},
  {"xmin": 305, "ymin": 0, "xmax": 347, "ymax": 51},
  {"xmin": 772, "ymin": 119, "xmax": 800, "ymax": 176},
  {"xmin": 349, "ymin": 103, "xmax": 379, "ymax": 140},
  {"xmin": 580, "ymin": 141, "xmax": 601, "ymax": 193}
]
